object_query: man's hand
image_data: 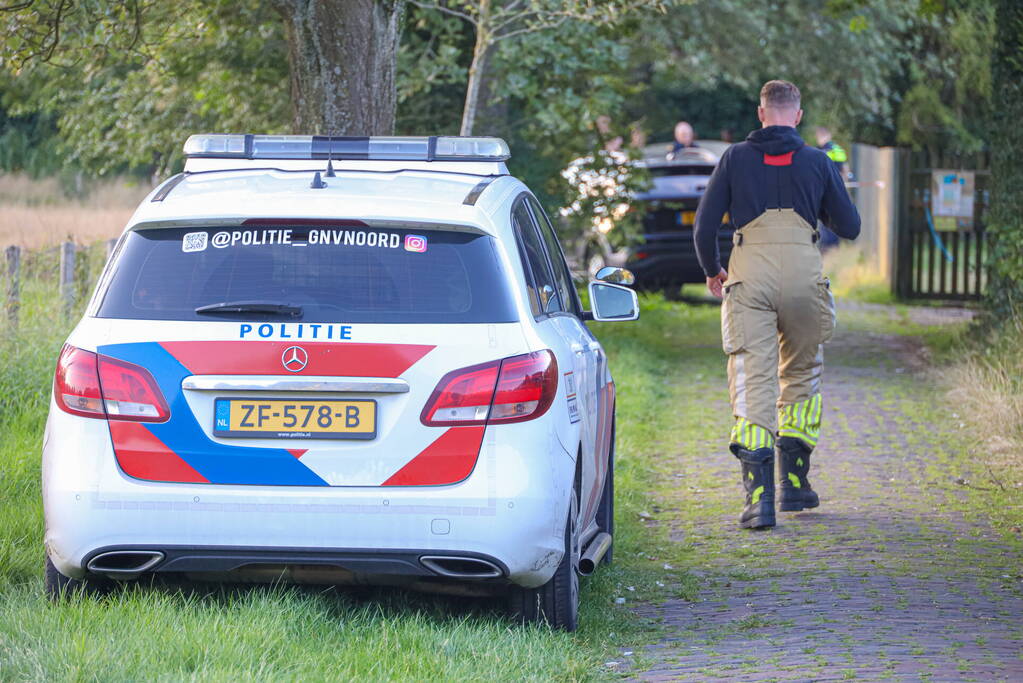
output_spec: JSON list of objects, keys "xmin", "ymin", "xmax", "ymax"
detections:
[{"xmin": 706, "ymin": 268, "xmax": 728, "ymax": 298}]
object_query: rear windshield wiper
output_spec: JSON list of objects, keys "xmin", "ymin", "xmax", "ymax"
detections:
[{"xmin": 195, "ymin": 300, "xmax": 303, "ymax": 317}]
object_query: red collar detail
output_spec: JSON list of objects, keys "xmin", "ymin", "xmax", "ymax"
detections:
[{"xmin": 764, "ymin": 151, "xmax": 794, "ymax": 166}]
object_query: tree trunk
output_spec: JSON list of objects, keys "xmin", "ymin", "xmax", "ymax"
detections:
[
  {"xmin": 985, "ymin": 0, "xmax": 1023, "ymax": 316},
  {"xmin": 459, "ymin": 0, "xmax": 491, "ymax": 136},
  {"xmin": 273, "ymin": 0, "xmax": 406, "ymax": 135}
]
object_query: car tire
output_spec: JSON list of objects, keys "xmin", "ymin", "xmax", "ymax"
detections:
[
  {"xmin": 596, "ymin": 416, "xmax": 615, "ymax": 566},
  {"xmin": 45, "ymin": 555, "xmax": 104, "ymax": 600},
  {"xmin": 507, "ymin": 485, "xmax": 580, "ymax": 631}
]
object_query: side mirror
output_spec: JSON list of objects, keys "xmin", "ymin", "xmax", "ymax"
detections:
[
  {"xmin": 595, "ymin": 266, "xmax": 635, "ymax": 286},
  {"xmin": 588, "ymin": 281, "xmax": 640, "ymax": 321}
]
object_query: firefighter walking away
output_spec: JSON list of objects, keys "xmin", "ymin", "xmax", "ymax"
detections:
[{"xmin": 693, "ymin": 80, "xmax": 861, "ymax": 529}]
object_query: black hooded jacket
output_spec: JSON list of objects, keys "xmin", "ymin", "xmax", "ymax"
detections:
[{"xmin": 693, "ymin": 125, "xmax": 860, "ymax": 277}]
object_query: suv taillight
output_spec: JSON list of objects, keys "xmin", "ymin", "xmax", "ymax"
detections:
[
  {"xmin": 54, "ymin": 346, "xmax": 104, "ymax": 418},
  {"xmin": 421, "ymin": 351, "xmax": 557, "ymax": 426},
  {"xmin": 54, "ymin": 345, "xmax": 170, "ymax": 422}
]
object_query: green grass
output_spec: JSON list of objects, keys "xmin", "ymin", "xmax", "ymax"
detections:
[{"xmin": 0, "ymin": 258, "xmax": 714, "ymax": 679}]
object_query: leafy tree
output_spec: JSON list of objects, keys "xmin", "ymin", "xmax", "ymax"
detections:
[
  {"xmin": 894, "ymin": 1, "xmax": 994, "ymax": 156},
  {"xmin": 1, "ymin": 0, "xmax": 406, "ymax": 163},
  {"xmin": 0, "ymin": 107, "xmax": 64, "ymax": 177},
  {"xmin": 646, "ymin": 0, "xmax": 921, "ymax": 145},
  {"xmin": 1, "ymin": 1, "xmax": 289, "ymax": 174},
  {"xmin": 395, "ymin": 6, "xmax": 469, "ymax": 135},
  {"xmin": 408, "ymin": 0, "xmax": 670, "ymax": 135}
]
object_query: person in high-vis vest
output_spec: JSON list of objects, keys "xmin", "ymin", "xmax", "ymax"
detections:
[
  {"xmin": 693, "ymin": 80, "xmax": 861, "ymax": 529},
  {"xmin": 813, "ymin": 126, "xmax": 851, "ymax": 251},
  {"xmin": 815, "ymin": 126, "xmax": 850, "ymax": 179}
]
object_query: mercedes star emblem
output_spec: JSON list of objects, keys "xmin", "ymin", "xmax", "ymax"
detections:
[{"xmin": 281, "ymin": 346, "xmax": 308, "ymax": 373}]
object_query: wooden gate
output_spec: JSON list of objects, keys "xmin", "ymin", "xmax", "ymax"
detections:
[{"xmin": 895, "ymin": 150, "xmax": 989, "ymax": 301}]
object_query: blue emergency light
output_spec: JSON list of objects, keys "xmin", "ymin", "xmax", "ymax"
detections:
[{"xmin": 183, "ymin": 134, "xmax": 511, "ymax": 162}]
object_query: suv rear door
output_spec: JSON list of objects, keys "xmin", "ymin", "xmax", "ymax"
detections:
[{"xmin": 89, "ymin": 223, "xmax": 528, "ymax": 487}]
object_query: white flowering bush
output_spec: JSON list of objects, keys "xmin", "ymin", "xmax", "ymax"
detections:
[{"xmin": 559, "ymin": 148, "xmax": 648, "ymax": 248}]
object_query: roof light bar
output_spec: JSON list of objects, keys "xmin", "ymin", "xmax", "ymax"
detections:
[{"xmin": 183, "ymin": 134, "xmax": 511, "ymax": 162}]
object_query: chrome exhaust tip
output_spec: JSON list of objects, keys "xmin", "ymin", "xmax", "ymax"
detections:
[
  {"xmin": 87, "ymin": 551, "xmax": 164, "ymax": 579},
  {"xmin": 578, "ymin": 532, "xmax": 612, "ymax": 576},
  {"xmin": 420, "ymin": 555, "xmax": 503, "ymax": 579}
]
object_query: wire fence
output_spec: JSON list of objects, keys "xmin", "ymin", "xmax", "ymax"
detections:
[
  {"xmin": 0, "ymin": 239, "xmax": 122, "ymax": 419},
  {"xmin": 1, "ymin": 239, "xmax": 116, "ymax": 334}
]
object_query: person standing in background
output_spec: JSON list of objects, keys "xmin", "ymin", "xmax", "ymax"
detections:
[
  {"xmin": 667, "ymin": 121, "xmax": 698, "ymax": 160},
  {"xmin": 814, "ymin": 126, "xmax": 852, "ymax": 250},
  {"xmin": 815, "ymin": 126, "xmax": 850, "ymax": 179}
]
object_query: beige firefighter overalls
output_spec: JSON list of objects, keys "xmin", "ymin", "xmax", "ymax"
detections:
[{"xmin": 720, "ymin": 208, "xmax": 837, "ymax": 452}]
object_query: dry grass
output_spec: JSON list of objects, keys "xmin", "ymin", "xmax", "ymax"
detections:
[
  {"xmin": 0, "ymin": 173, "xmax": 153, "ymax": 249},
  {"xmin": 947, "ymin": 315, "xmax": 1023, "ymax": 477}
]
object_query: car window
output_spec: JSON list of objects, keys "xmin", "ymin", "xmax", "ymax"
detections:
[
  {"xmin": 511, "ymin": 200, "xmax": 562, "ymax": 316},
  {"xmin": 527, "ymin": 196, "xmax": 578, "ymax": 316},
  {"xmin": 97, "ymin": 225, "xmax": 518, "ymax": 323}
]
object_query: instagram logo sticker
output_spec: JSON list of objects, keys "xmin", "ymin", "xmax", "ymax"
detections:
[{"xmin": 404, "ymin": 234, "xmax": 428, "ymax": 253}]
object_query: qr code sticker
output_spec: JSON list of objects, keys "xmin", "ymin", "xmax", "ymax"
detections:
[{"xmin": 182, "ymin": 232, "xmax": 208, "ymax": 253}]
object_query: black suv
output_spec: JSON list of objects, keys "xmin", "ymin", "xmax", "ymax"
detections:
[{"xmin": 627, "ymin": 141, "xmax": 735, "ymax": 292}]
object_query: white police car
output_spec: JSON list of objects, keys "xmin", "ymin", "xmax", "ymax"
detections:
[{"xmin": 43, "ymin": 135, "xmax": 639, "ymax": 630}]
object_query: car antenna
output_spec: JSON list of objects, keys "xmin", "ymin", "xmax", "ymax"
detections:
[{"xmin": 325, "ymin": 133, "xmax": 336, "ymax": 178}]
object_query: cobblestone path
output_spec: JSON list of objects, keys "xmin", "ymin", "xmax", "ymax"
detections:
[{"xmin": 632, "ymin": 308, "xmax": 1023, "ymax": 681}]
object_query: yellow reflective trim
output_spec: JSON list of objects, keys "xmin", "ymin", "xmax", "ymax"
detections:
[
  {"xmin": 779, "ymin": 395, "xmax": 822, "ymax": 447},
  {"xmin": 778, "ymin": 429, "xmax": 819, "ymax": 447},
  {"xmin": 732, "ymin": 417, "xmax": 775, "ymax": 450},
  {"xmin": 751, "ymin": 485, "xmax": 764, "ymax": 504},
  {"xmin": 788, "ymin": 472, "xmax": 801, "ymax": 488}
]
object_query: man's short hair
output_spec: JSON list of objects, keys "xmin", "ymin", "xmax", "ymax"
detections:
[{"xmin": 760, "ymin": 80, "xmax": 801, "ymax": 109}]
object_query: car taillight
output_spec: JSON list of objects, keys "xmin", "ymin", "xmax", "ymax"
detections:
[
  {"xmin": 54, "ymin": 344, "xmax": 170, "ymax": 422},
  {"xmin": 97, "ymin": 355, "xmax": 170, "ymax": 421},
  {"xmin": 54, "ymin": 345, "xmax": 104, "ymax": 418},
  {"xmin": 421, "ymin": 351, "xmax": 557, "ymax": 426},
  {"xmin": 420, "ymin": 360, "xmax": 500, "ymax": 426},
  {"xmin": 489, "ymin": 351, "xmax": 558, "ymax": 423}
]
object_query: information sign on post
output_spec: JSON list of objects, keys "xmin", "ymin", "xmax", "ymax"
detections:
[{"xmin": 930, "ymin": 170, "xmax": 975, "ymax": 231}]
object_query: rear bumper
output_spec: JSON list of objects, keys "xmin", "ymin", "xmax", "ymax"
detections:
[
  {"xmin": 82, "ymin": 544, "xmax": 509, "ymax": 584},
  {"xmin": 42, "ymin": 403, "xmax": 573, "ymax": 589}
]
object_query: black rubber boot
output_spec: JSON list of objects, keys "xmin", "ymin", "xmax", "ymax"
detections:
[
  {"xmin": 777, "ymin": 436, "xmax": 820, "ymax": 512},
  {"xmin": 733, "ymin": 446, "xmax": 776, "ymax": 529}
]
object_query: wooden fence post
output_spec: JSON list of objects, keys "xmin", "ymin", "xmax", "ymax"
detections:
[
  {"xmin": 5, "ymin": 245, "xmax": 19, "ymax": 327},
  {"xmin": 60, "ymin": 241, "xmax": 76, "ymax": 317}
]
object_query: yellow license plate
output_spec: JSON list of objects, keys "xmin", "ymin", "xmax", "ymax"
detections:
[
  {"xmin": 678, "ymin": 210, "xmax": 696, "ymax": 225},
  {"xmin": 213, "ymin": 398, "xmax": 377, "ymax": 440}
]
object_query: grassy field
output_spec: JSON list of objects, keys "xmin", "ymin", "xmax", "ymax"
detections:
[{"xmin": 0, "ymin": 173, "xmax": 150, "ymax": 249}]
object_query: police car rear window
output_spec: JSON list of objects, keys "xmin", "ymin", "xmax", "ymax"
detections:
[{"xmin": 97, "ymin": 225, "xmax": 518, "ymax": 323}]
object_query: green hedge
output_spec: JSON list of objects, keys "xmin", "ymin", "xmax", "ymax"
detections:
[{"xmin": 985, "ymin": 0, "xmax": 1023, "ymax": 320}]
